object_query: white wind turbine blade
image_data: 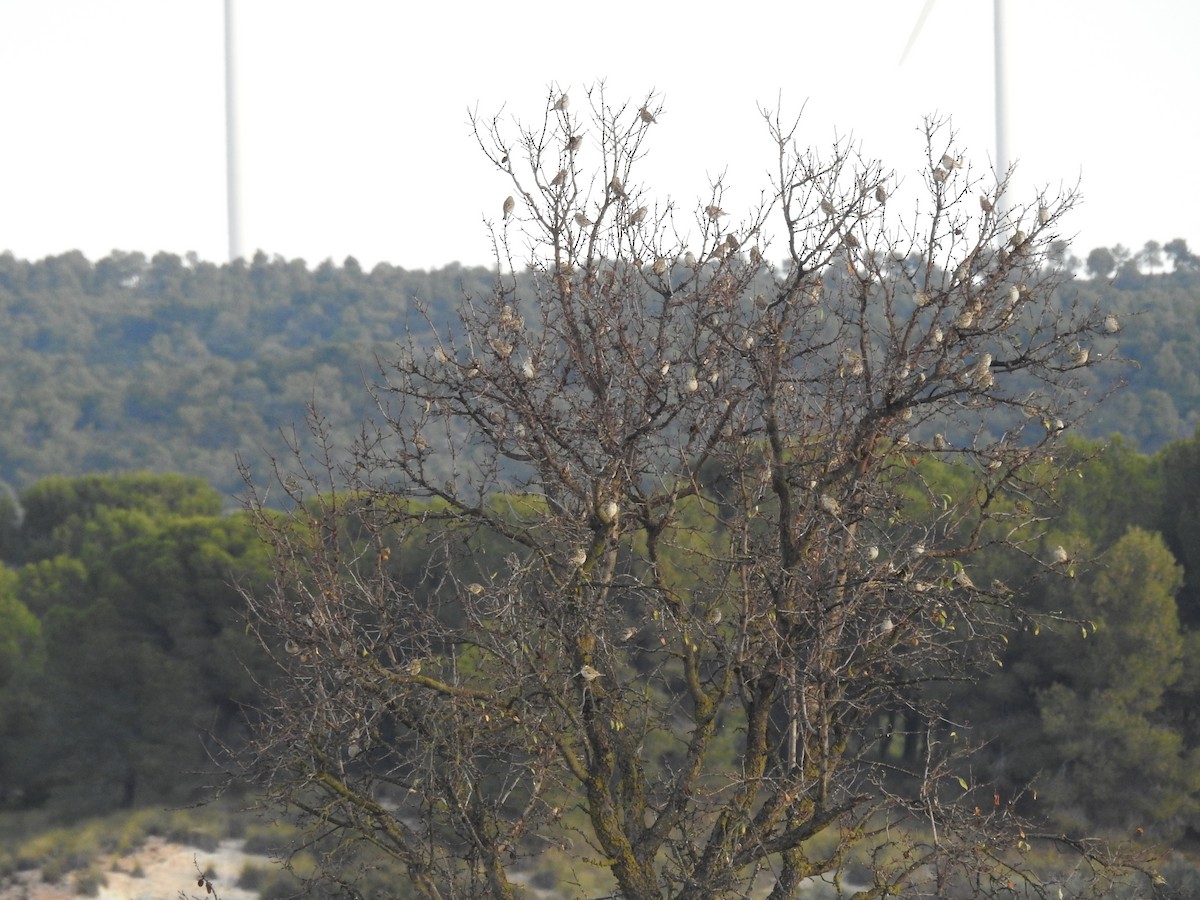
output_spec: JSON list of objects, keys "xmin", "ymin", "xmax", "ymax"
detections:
[
  {"xmin": 899, "ymin": 0, "xmax": 1010, "ymax": 211},
  {"xmin": 898, "ymin": 0, "xmax": 937, "ymax": 67}
]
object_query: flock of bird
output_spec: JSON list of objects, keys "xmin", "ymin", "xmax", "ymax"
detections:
[
  {"xmin": 500, "ymin": 93, "xmax": 661, "ymax": 232},
  {"xmin": 484, "ymin": 91, "xmax": 1095, "ymax": 689}
]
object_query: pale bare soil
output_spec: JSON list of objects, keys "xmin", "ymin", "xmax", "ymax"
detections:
[{"xmin": 0, "ymin": 836, "xmax": 275, "ymax": 900}]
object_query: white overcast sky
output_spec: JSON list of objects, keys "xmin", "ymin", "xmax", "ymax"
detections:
[{"xmin": 0, "ymin": 1, "xmax": 1195, "ymax": 271}]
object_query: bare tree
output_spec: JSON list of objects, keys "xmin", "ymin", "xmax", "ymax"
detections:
[{"xmin": 238, "ymin": 85, "xmax": 1160, "ymax": 898}]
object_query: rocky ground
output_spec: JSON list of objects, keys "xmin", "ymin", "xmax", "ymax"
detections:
[{"xmin": 0, "ymin": 836, "xmax": 275, "ymax": 900}]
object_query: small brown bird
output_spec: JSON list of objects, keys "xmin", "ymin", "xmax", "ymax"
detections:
[
  {"xmin": 940, "ymin": 153, "xmax": 961, "ymax": 170},
  {"xmin": 502, "ymin": 196, "xmax": 515, "ymax": 219},
  {"xmin": 819, "ymin": 198, "xmax": 835, "ymax": 216},
  {"xmin": 598, "ymin": 499, "xmax": 619, "ymax": 523},
  {"xmin": 553, "ymin": 92, "xmax": 569, "ymax": 112},
  {"xmin": 875, "ymin": 184, "xmax": 887, "ymax": 204},
  {"xmin": 819, "ymin": 494, "xmax": 841, "ymax": 516},
  {"xmin": 629, "ymin": 206, "xmax": 648, "ymax": 225},
  {"xmin": 551, "ymin": 168, "xmax": 568, "ymax": 187},
  {"xmin": 980, "ymin": 195, "xmax": 994, "ymax": 213},
  {"xmin": 578, "ymin": 664, "xmax": 603, "ymax": 682},
  {"xmin": 566, "ymin": 134, "xmax": 583, "ymax": 152},
  {"xmin": 1038, "ymin": 205, "xmax": 1050, "ymax": 225},
  {"xmin": 574, "ymin": 211, "xmax": 593, "ymax": 228},
  {"xmin": 705, "ymin": 204, "xmax": 727, "ymax": 221},
  {"xmin": 638, "ymin": 106, "xmax": 657, "ymax": 124},
  {"xmin": 609, "ymin": 175, "xmax": 626, "ymax": 197}
]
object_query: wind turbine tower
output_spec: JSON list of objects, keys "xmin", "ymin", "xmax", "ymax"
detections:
[
  {"xmin": 902, "ymin": 0, "xmax": 1010, "ymax": 203},
  {"xmin": 992, "ymin": 0, "xmax": 1009, "ymax": 186},
  {"xmin": 224, "ymin": 0, "xmax": 244, "ymax": 262}
]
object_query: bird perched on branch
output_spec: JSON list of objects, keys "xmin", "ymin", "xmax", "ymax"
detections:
[
  {"xmin": 553, "ymin": 92, "xmax": 569, "ymax": 112},
  {"xmin": 638, "ymin": 106, "xmax": 657, "ymax": 124},
  {"xmin": 578, "ymin": 664, "xmax": 603, "ymax": 682},
  {"xmin": 502, "ymin": 196, "xmax": 515, "ymax": 219},
  {"xmin": 598, "ymin": 499, "xmax": 619, "ymax": 524},
  {"xmin": 705, "ymin": 205, "xmax": 727, "ymax": 221}
]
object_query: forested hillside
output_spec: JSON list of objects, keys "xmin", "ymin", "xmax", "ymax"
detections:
[
  {"xmin": 3, "ymin": 243, "xmax": 1200, "ymax": 891},
  {"xmin": 3, "ymin": 441, "xmax": 1200, "ymax": 854},
  {"xmin": 0, "ymin": 246, "xmax": 1198, "ymax": 502},
  {"xmin": 0, "ymin": 250, "xmax": 494, "ymax": 499},
  {"xmin": 0, "ymin": 473, "xmax": 272, "ymax": 811}
]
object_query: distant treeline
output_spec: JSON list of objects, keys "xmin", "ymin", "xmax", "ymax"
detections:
[
  {"xmin": 0, "ymin": 247, "xmax": 1199, "ymax": 501},
  {"xmin": 0, "ymin": 250, "xmax": 494, "ymax": 499}
]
